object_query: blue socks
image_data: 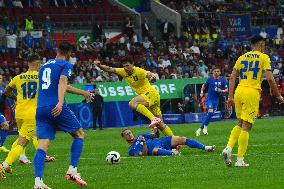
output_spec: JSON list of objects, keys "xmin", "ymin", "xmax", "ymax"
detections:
[
  {"xmin": 185, "ymin": 139, "xmax": 205, "ymax": 150},
  {"xmin": 70, "ymin": 138, "xmax": 83, "ymax": 167},
  {"xmin": 0, "ymin": 129, "xmax": 8, "ymax": 146},
  {"xmin": 34, "ymin": 149, "xmax": 46, "ymax": 178},
  {"xmin": 157, "ymin": 149, "xmax": 173, "ymax": 156},
  {"xmin": 201, "ymin": 112, "xmax": 214, "ymax": 129}
]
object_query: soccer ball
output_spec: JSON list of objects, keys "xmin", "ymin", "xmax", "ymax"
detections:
[{"xmin": 106, "ymin": 151, "xmax": 121, "ymax": 164}]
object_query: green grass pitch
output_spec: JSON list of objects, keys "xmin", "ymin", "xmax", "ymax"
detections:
[{"xmin": 1, "ymin": 118, "xmax": 284, "ymax": 189}]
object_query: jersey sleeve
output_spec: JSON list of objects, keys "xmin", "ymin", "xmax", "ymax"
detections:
[
  {"xmin": 204, "ymin": 78, "xmax": 210, "ymax": 88},
  {"xmin": 234, "ymin": 56, "xmax": 242, "ymax": 70},
  {"xmin": 115, "ymin": 68, "xmax": 126, "ymax": 77},
  {"xmin": 221, "ymin": 78, "xmax": 228, "ymax": 89},
  {"xmin": 138, "ymin": 133, "xmax": 152, "ymax": 139},
  {"xmin": 129, "ymin": 148, "xmax": 141, "ymax": 156},
  {"xmin": 262, "ymin": 54, "xmax": 272, "ymax": 71},
  {"xmin": 61, "ymin": 63, "xmax": 73, "ymax": 79},
  {"xmin": 8, "ymin": 75, "xmax": 18, "ymax": 88}
]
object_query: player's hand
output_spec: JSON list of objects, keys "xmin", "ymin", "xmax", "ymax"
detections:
[
  {"xmin": 83, "ymin": 91, "xmax": 94, "ymax": 103},
  {"xmin": 276, "ymin": 95, "xmax": 284, "ymax": 104},
  {"xmin": 52, "ymin": 103, "xmax": 63, "ymax": 117},
  {"xmin": 93, "ymin": 59, "xmax": 101, "ymax": 66},
  {"xmin": 138, "ymin": 136, "xmax": 145, "ymax": 142},
  {"xmin": 227, "ymin": 97, "xmax": 234, "ymax": 108}
]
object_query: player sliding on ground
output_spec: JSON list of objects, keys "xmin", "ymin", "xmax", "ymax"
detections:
[
  {"xmin": 121, "ymin": 129, "xmax": 215, "ymax": 156},
  {"xmin": 33, "ymin": 42, "xmax": 93, "ymax": 189},
  {"xmin": 0, "ymin": 54, "xmax": 55, "ymax": 180},
  {"xmin": 222, "ymin": 36, "xmax": 284, "ymax": 167},
  {"xmin": 94, "ymin": 57, "xmax": 174, "ymax": 136}
]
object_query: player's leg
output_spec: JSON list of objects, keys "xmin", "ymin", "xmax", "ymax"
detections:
[
  {"xmin": 196, "ymin": 101, "xmax": 214, "ymax": 136},
  {"xmin": 55, "ymin": 105, "xmax": 87, "ymax": 186},
  {"xmin": 129, "ymin": 95, "xmax": 156, "ymax": 122},
  {"xmin": 0, "ymin": 117, "xmax": 10, "ymax": 152},
  {"xmin": 222, "ymin": 87, "xmax": 244, "ymax": 166},
  {"xmin": 98, "ymin": 110, "xmax": 103, "ymax": 130},
  {"xmin": 2, "ymin": 135, "xmax": 29, "ymax": 174},
  {"xmin": 171, "ymin": 136, "xmax": 215, "ymax": 151},
  {"xmin": 93, "ymin": 111, "xmax": 97, "ymax": 130}
]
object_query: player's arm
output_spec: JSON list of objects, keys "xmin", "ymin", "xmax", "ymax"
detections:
[
  {"xmin": 66, "ymin": 85, "xmax": 93, "ymax": 102},
  {"xmin": 4, "ymin": 86, "xmax": 17, "ymax": 101},
  {"xmin": 52, "ymin": 75, "xmax": 68, "ymax": 117},
  {"xmin": 138, "ymin": 136, "xmax": 148, "ymax": 156},
  {"xmin": 266, "ymin": 70, "xmax": 283, "ymax": 101},
  {"xmin": 93, "ymin": 60, "xmax": 116, "ymax": 73},
  {"xmin": 228, "ymin": 68, "xmax": 239, "ymax": 107}
]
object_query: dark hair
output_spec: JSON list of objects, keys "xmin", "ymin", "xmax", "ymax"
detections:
[
  {"xmin": 27, "ymin": 54, "xmax": 41, "ymax": 63},
  {"xmin": 250, "ymin": 35, "xmax": 265, "ymax": 45},
  {"xmin": 58, "ymin": 42, "xmax": 72, "ymax": 56},
  {"xmin": 213, "ymin": 67, "xmax": 221, "ymax": 71},
  {"xmin": 121, "ymin": 57, "xmax": 133, "ymax": 65},
  {"xmin": 121, "ymin": 129, "xmax": 128, "ymax": 137}
]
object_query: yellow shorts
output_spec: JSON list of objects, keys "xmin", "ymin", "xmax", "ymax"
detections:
[
  {"xmin": 234, "ymin": 86, "xmax": 260, "ymax": 124},
  {"xmin": 140, "ymin": 90, "xmax": 162, "ymax": 117},
  {"xmin": 16, "ymin": 118, "xmax": 36, "ymax": 140}
]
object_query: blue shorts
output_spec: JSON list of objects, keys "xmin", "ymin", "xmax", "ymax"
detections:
[
  {"xmin": 0, "ymin": 113, "xmax": 7, "ymax": 124},
  {"xmin": 206, "ymin": 100, "xmax": 218, "ymax": 111},
  {"xmin": 157, "ymin": 136, "xmax": 173, "ymax": 150},
  {"xmin": 36, "ymin": 105, "xmax": 82, "ymax": 140}
]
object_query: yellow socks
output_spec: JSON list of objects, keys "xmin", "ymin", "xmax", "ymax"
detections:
[
  {"xmin": 136, "ymin": 104, "xmax": 155, "ymax": 120},
  {"xmin": 161, "ymin": 125, "xmax": 174, "ymax": 136},
  {"xmin": 32, "ymin": 137, "xmax": 38, "ymax": 149},
  {"xmin": 5, "ymin": 145, "xmax": 24, "ymax": 165},
  {"xmin": 227, "ymin": 125, "xmax": 242, "ymax": 148},
  {"xmin": 237, "ymin": 130, "xmax": 249, "ymax": 158}
]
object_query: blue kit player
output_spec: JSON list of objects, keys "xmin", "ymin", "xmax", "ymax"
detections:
[
  {"xmin": 33, "ymin": 42, "xmax": 93, "ymax": 189},
  {"xmin": 0, "ymin": 113, "xmax": 9, "ymax": 153},
  {"xmin": 121, "ymin": 129, "xmax": 215, "ymax": 156},
  {"xmin": 196, "ymin": 68, "xmax": 228, "ymax": 136}
]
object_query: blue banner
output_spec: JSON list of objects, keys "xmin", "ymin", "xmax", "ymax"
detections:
[
  {"xmin": 220, "ymin": 14, "xmax": 251, "ymax": 37},
  {"xmin": 184, "ymin": 112, "xmax": 221, "ymax": 123}
]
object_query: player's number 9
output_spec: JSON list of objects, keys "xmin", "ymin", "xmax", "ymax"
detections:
[{"xmin": 42, "ymin": 68, "xmax": 51, "ymax": 90}]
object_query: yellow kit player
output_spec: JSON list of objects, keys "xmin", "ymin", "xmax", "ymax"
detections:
[
  {"xmin": 94, "ymin": 57, "xmax": 174, "ymax": 136},
  {"xmin": 222, "ymin": 36, "xmax": 284, "ymax": 167},
  {"xmin": 0, "ymin": 54, "xmax": 54, "ymax": 179}
]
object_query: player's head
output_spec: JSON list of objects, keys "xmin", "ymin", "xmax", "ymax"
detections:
[
  {"xmin": 250, "ymin": 35, "xmax": 266, "ymax": 52},
  {"xmin": 121, "ymin": 57, "xmax": 134, "ymax": 74},
  {"xmin": 57, "ymin": 42, "xmax": 72, "ymax": 60},
  {"xmin": 212, "ymin": 67, "xmax": 221, "ymax": 78},
  {"xmin": 27, "ymin": 54, "xmax": 42, "ymax": 70},
  {"xmin": 94, "ymin": 88, "xmax": 99, "ymax": 94},
  {"xmin": 121, "ymin": 129, "xmax": 134, "ymax": 142}
]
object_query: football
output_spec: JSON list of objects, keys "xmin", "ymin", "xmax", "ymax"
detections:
[{"xmin": 106, "ymin": 151, "xmax": 121, "ymax": 164}]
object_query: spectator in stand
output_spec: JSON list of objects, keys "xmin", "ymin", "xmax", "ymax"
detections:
[
  {"xmin": 6, "ymin": 30, "xmax": 17, "ymax": 55},
  {"xmin": 40, "ymin": 30, "xmax": 53, "ymax": 52},
  {"xmin": 123, "ymin": 17, "xmax": 134, "ymax": 39},
  {"xmin": 69, "ymin": 52, "xmax": 77, "ymax": 65},
  {"xmin": 23, "ymin": 31, "xmax": 34, "ymax": 49},
  {"xmin": 76, "ymin": 71, "xmax": 86, "ymax": 84},
  {"xmin": 4, "ymin": 0, "xmax": 13, "ymax": 8},
  {"xmin": 146, "ymin": 54, "xmax": 158, "ymax": 68},
  {"xmin": 142, "ymin": 36, "xmax": 152, "ymax": 49},
  {"xmin": 92, "ymin": 22, "xmax": 103, "ymax": 40},
  {"xmin": 34, "ymin": 0, "xmax": 42, "ymax": 8},
  {"xmin": 160, "ymin": 20, "xmax": 175, "ymax": 41},
  {"xmin": 0, "ymin": 0, "xmax": 4, "ymax": 7},
  {"xmin": 190, "ymin": 41, "xmax": 200, "ymax": 55},
  {"xmin": 23, "ymin": 15, "xmax": 35, "ymax": 31},
  {"xmin": 259, "ymin": 27, "xmax": 267, "ymax": 39},
  {"xmin": 142, "ymin": 18, "xmax": 151, "ymax": 38},
  {"xmin": 0, "ymin": 27, "xmax": 5, "ymax": 53},
  {"xmin": 13, "ymin": 0, "xmax": 23, "ymax": 8},
  {"xmin": 43, "ymin": 16, "xmax": 54, "ymax": 35},
  {"xmin": 159, "ymin": 55, "xmax": 172, "ymax": 69},
  {"xmin": 78, "ymin": 32, "xmax": 91, "ymax": 52},
  {"xmin": 22, "ymin": 0, "xmax": 35, "ymax": 7},
  {"xmin": 2, "ymin": 16, "xmax": 17, "ymax": 34}
]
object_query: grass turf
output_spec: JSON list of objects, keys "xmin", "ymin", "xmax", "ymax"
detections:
[{"xmin": 1, "ymin": 117, "xmax": 284, "ymax": 189}]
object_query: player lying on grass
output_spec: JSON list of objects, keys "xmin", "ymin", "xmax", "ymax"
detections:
[{"xmin": 121, "ymin": 129, "xmax": 215, "ymax": 156}]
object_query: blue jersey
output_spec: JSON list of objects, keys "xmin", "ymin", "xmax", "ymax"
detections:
[
  {"xmin": 128, "ymin": 133, "xmax": 172, "ymax": 156},
  {"xmin": 205, "ymin": 76, "xmax": 227, "ymax": 102},
  {"xmin": 0, "ymin": 113, "xmax": 6, "ymax": 124},
  {"xmin": 37, "ymin": 59, "xmax": 73, "ymax": 108}
]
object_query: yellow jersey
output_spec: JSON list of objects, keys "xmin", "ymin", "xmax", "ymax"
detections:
[
  {"xmin": 115, "ymin": 67, "xmax": 156, "ymax": 95},
  {"xmin": 8, "ymin": 71, "xmax": 39, "ymax": 119},
  {"xmin": 234, "ymin": 51, "xmax": 271, "ymax": 90}
]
